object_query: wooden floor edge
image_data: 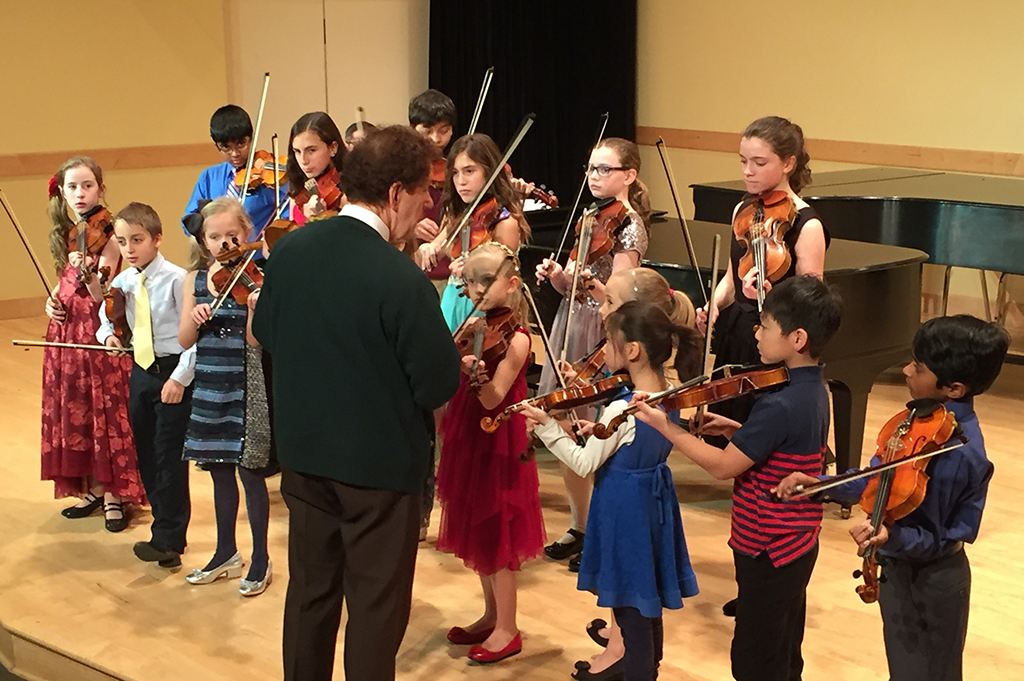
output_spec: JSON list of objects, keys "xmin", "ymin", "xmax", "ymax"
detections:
[
  {"xmin": 0, "ymin": 297, "xmax": 48, "ymax": 322},
  {"xmin": 0, "ymin": 622, "xmax": 128, "ymax": 681}
]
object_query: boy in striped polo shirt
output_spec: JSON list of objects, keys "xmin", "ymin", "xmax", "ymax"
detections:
[{"xmin": 635, "ymin": 275, "xmax": 843, "ymax": 681}]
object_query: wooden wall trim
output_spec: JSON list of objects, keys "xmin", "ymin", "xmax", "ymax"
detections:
[
  {"xmin": 637, "ymin": 126, "xmax": 1024, "ymax": 178},
  {"xmin": 0, "ymin": 143, "xmax": 222, "ymax": 178},
  {"xmin": 0, "ymin": 296, "xmax": 47, "ymax": 321}
]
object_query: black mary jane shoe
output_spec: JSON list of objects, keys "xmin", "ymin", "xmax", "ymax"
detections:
[
  {"xmin": 104, "ymin": 502, "xmax": 129, "ymax": 533},
  {"xmin": 586, "ymin": 619, "xmax": 609, "ymax": 648},
  {"xmin": 568, "ymin": 554, "xmax": 581, "ymax": 573},
  {"xmin": 61, "ymin": 493, "xmax": 103, "ymax": 519},
  {"xmin": 572, "ymin": 658, "xmax": 624, "ymax": 681},
  {"xmin": 545, "ymin": 529, "xmax": 585, "ymax": 560}
]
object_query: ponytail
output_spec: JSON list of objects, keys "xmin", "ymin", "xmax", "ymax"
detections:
[
  {"xmin": 628, "ymin": 178, "xmax": 651, "ymax": 228},
  {"xmin": 46, "ymin": 156, "xmax": 104, "ymax": 275},
  {"xmin": 605, "ymin": 300, "xmax": 703, "ymax": 381}
]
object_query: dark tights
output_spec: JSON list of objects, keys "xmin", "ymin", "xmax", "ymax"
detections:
[
  {"xmin": 613, "ymin": 606, "xmax": 664, "ymax": 681},
  {"xmin": 205, "ymin": 463, "xmax": 270, "ymax": 581}
]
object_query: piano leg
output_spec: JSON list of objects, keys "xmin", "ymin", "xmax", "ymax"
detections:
[
  {"xmin": 941, "ymin": 265, "xmax": 953, "ymax": 316},
  {"xmin": 827, "ymin": 378, "xmax": 870, "ymax": 519}
]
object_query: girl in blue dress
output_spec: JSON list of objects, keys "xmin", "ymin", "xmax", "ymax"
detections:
[
  {"xmin": 178, "ymin": 197, "xmax": 272, "ymax": 596},
  {"xmin": 524, "ymin": 301, "xmax": 703, "ymax": 681}
]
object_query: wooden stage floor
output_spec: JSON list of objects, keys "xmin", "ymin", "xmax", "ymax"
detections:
[{"xmin": 1, "ymin": 314, "xmax": 1022, "ymax": 680}]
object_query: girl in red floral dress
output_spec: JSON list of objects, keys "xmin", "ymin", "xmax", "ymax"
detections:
[{"xmin": 41, "ymin": 157, "xmax": 142, "ymax": 532}]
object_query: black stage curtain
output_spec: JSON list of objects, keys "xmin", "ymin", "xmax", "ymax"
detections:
[{"xmin": 428, "ymin": 1, "xmax": 638, "ymax": 207}]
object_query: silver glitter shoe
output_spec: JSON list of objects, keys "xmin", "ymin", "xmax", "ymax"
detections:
[
  {"xmin": 239, "ymin": 560, "xmax": 273, "ymax": 597},
  {"xmin": 185, "ymin": 552, "xmax": 243, "ymax": 585}
]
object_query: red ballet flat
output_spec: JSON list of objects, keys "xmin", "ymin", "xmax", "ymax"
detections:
[
  {"xmin": 447, "ymin": 626, "xmax": 495, "ymax": 645},
  {"xmin": 468, "ymin": 632, "xmax": 522, "ymax": 663}
]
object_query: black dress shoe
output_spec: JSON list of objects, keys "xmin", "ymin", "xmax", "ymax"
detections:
[
  {"xmin": 586, "ymin": 619, "xmax": 609, "ymax": 647},
  {"xmin": 61, "ymin": 493, "xmax": 103, "ymax": 519},
  {"xmin": 133, "ymin": 541, "xmax": 179, "ymax": 565},
  {"xmin": 572, "ymin": 658, "xmax": 624, "ymax": 681},
  {"xmin": 569, "ymin": 554, "xmax": 581, "ymax": 573},
  {"xmin": 104, "ymin": 502, "xmax": 129, "ymax": 533},
  {"xmin": 545, "ymin": 529, "xmax": 585, "ymax": 560},
  {"xmin": 723, "ymin": 597, "xmax": 738, "ymax": 617}
]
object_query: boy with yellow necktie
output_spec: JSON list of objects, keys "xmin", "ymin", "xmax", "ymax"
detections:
[{"xmin": 99, "ymin": 202, "xmax": 195, "ymax": 569}]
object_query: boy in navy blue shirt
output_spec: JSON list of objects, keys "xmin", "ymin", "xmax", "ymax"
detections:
[
  {"xmin": 776, "ymin": 314, "xmax": 1008, "ymax": 681},
  {"xmin": 635, "ymin": 275, "xmax": 843, "ymax": 681}
]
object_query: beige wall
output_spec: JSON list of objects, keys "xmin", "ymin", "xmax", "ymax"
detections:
[
  {"xmin": 636, "ymin": 0, "xmax": 1024, "ymax": 313},
  {"xmin": 0, "ymin": 0, "xmax": 429, "ymax": 309},
  {"xmin": 223, "ymin": 0, "xmax": 429, "ymax": 159}
]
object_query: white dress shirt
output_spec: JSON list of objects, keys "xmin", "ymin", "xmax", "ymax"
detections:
[
  {"xmin": 97, "ymin": 252, "xmax": 196, "ymax": 386},
  {"xmin": 340, "ymin": 203, "xmax": 391, "ymax": 241}
]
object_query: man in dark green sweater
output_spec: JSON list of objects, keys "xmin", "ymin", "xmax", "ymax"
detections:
[{"xmin": 253, "ymin": 125, "xmax": 461, "ymax": 681}]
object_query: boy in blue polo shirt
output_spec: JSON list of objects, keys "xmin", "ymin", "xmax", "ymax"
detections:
[
  {"xmin": 182, "ymin": 105, "xmax": 286, "ymax": 239},
  {"xmin": 635, "ymin": 274, "xmax": 843, "ymax": 681},
  {"xmin": 776, "ymin": 314, "xmax": 1008, "ymax": 681}
]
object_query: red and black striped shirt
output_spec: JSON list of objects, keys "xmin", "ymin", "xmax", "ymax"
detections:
[{"xmin": 728, "ymin": 365, "xmax": 830, "ymax": 567}]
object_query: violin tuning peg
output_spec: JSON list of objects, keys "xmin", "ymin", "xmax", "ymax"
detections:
[
  {"xmin": 879, "ymin": 575, "xmax": 887, "ymax": 584},
  {"xmin": 852, "ymin": 569, "xmax": 863, "ymax": 578}
]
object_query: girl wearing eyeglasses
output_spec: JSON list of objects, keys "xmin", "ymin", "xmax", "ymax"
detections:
[{"xmin": 534, "ymin": 137, "xmax": 651, "ymax": 572}]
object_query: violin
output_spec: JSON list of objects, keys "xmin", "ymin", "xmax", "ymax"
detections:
[
  {"xmin": 293, "ymin": 166, "xmax": 343, "ymax": 219},
  {"xmin": 263, "ymin": 218, "xmax": 300, "ymax": 249},
  {"xmin": 449, "ymin": 197, "xmax": 502, "ymax": 260},
  {"xmin": 734, "ymin": 190, "xmax": 795, "ymax": 311},
  {"xmin": 453, "ymin": 306, "xmax": 519, "ymax": 393},
  {"xmin": 71, "ymin": 206, "xmax": 115, "ymax": 284},
  {"xmin": 853, "ymin": 400, "xmax": 962, "ymax": 603},
  {"xmin": 210, "ymin": 237, "xmax": 264, "ymax": 305},
  {"xmin": 480, "ymin": 373, "xmax": 630, "ymax": 433},
  {"xmin": 567, "ymin": 341, "xmax": 606, "ymax": 387},
  {"xmin": 503, "ymin": 163, "xmax": 558, "ymax": 208},
  {"xmin": 569, "ymin": 199, "xmax": 628, "ymax": 266},
  {"xmin": 234, "ymin": 150, "xmax": 287, "ymax": 192},
  {"xmin": 103, "ymin": 287, "xmax": 132, "ymax": 346},
  {"xmin": 430, "ymin": 158, "xmax": 446, "ymax": 190},
  {"xmin": 591, "ymin": 365, "xmax": 789, "ymax": 439}
]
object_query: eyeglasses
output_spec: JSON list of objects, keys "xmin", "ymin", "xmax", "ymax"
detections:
[
  {"xmin": 216, "ymin": 138, "xmax": 250, "ymax": 155},
  {"xmin": 584, "ymin": 164, "xmax": 627, "ymax": 178}
]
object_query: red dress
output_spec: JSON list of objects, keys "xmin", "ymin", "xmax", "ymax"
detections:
[
  {"xmin": 40, "ymin": 258, "xmax": 144, "ymax": 503},
  {"xmin": 436, "ymin": 328, "xmax": 546, "ymax": 575}
]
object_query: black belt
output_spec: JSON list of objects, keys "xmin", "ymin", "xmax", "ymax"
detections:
[
  {"xmin": 140, "ymin": 354, "xmax": 181, "ymax": 374},
  {"xmin": 882, "ymin": 541, "xmax": 964, "ymax": 567}
]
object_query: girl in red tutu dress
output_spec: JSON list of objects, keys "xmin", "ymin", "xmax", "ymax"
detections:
[
  {"xmin": 41, "ymin": 157, "xmax": 142, "ymax": 532},
  {"xmin": 436, "ymin": 242, "xmax": 546, "ymax": 664}
]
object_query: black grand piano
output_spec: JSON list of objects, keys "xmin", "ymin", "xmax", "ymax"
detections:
[{"xmin": 692, "ymin": 167, "xmax": 1024, "ymax": 320}]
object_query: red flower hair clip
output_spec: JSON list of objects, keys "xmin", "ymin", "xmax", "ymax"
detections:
[{"xmin": 47, "ymin": 174, "xmax": 60, "ymax": 199}]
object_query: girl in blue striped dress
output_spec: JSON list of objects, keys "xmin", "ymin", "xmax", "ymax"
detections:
[{"xmin": 178, "ymin": 197, "xmax": 272, "ymax": 596}]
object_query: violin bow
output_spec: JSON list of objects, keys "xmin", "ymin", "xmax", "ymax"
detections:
[
  {"xmin": 552, "ymin": 112, "xmax": 609, "ymax": 263},
  {"xmin": 559, "ymin": 204, "xmax": 598, "ymax": 368},
  {"xmin": 789, "ymin": 442, "xmax": 966, "ymax": 499},
  {"xmin": 467, "ymin": 66, "xmax": 495, "ymax": 136},
  {"xmin": 239, "ymin": 72, "xmax": 271, "ymax": 205},
  {"xmin": 272, "ymin": 133, "xmax": 281, "ymax": 218},
  {"xmin": 655, "ymin": 137, "xmax": 707, "ymax": 306},
  {"xmin": 0, "ymin": 187, "xmax": 57, "ymax": 301},
  {"xmin": 693, "ymin": 234, "xmax": 722, "ymax": 431},
  {"xmin": 441, "ymin": 113, "xmax": 536, "ymax": 254},
  {"xmin": 206, "ymin": 241, "xmax": 258, "ymax": 324},
  {"xmin": 355, "ymin": 106, "xmax": 366, "ymax": 135},
  {"xmin": 521, "ymin": 281, "xmax": 587, "ymax": 446},
  {"xmin": 13, "ymin": 339, "xmax": 130, "ymax": 353}
]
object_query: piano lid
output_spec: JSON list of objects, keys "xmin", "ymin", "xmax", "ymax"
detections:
[{"xmin": 691, "ymin": 167, "xmax": 1024, "ymax": 274}]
